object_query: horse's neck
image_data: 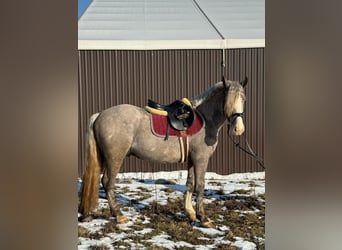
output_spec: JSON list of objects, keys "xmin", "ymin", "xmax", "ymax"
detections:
[{"xmin": 197, "ymin": 91, "xmax": 226, "ymax": 129}]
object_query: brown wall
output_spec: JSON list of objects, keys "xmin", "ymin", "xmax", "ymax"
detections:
[{"xmin": 78, "ymin": 48, "xmax": 264, "ymax": 176}]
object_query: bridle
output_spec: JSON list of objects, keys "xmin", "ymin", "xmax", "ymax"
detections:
[
  {"xmin": 222, "ymin": 76, "xmax": 245, "ymax": 127},
  {"xmin": 227, "ymin": 112, "xmax": 244, "ymax": 126}
]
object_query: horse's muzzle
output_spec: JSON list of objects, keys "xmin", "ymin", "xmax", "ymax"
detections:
[{"xmin": 228, "ymin": 115, "xmax": 245, "ymax": 136}]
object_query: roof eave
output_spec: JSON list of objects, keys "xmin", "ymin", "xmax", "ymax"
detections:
[{"xmin": 78, "ymin": 39, "xmax": 265, "ymax": 50}]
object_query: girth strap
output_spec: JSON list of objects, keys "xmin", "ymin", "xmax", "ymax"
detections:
[{"xmin": 179, "ymin": 131, "xmax": 189, "ymax": 163}]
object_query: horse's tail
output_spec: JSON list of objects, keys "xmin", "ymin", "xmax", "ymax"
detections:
[{"xmin": 79, "ymin": 113, "xmax": 101, "ymax": 216}]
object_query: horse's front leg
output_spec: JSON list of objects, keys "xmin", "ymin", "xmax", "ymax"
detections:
[
  {"xmin": 184, "ymin": 163, "xmax": 196, "ymax": 222},
  {"xmin": 194, "ymin": 160, "xmax": 214, "ymax": 228}
]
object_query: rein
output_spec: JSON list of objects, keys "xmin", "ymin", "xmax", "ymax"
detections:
[{"xmin": 227, "ymin": 130, "xmax": 265, "ymax": 170}]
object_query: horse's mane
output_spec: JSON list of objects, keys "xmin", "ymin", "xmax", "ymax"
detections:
[
  {"xmin": 191, "ymin": 82, "xmax": 225, "ymax": 108},
  {"xmin": 191, "ymin": 81, "xmax": 245, "ymax": 116}
]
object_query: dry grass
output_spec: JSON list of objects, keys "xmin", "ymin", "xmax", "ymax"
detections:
[
  {"xmin": 207, "ymin": 181, "xmax": 224, "ymax": 186},
  {"xmin": 78, "ymin": 226, "xmax": 90, "ymax": 238},
  {"xmin": 88, "ymin": 244, "xmax": 110, "ymax": 250},
  {"xmin": 79, "ymin": 184, "xmax": 265, "ymax": 249}
]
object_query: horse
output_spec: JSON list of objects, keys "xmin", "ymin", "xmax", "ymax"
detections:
[{"xmin": 79, "ymin": 77, "xmax": 247, "ymax": 228}]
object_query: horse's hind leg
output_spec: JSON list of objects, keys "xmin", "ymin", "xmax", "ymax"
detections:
[
  {"xmin": 184, "ymin": 163, "xmax": 197, "ymax": 222},
  {"xmin": 102, "ymin": 158, "xmax": 128, "ymax": 224}
]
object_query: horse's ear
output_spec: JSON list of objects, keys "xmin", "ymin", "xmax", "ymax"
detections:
[
  {"xmin": 222, "ymin": 76, "xmax": 229, "ymax": 88},
  {"xmin": 240, "ymin": 76, "xmax": 248, "ymax": 88}
]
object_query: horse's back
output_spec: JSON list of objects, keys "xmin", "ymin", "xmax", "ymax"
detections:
[
  {"xmin": 93, "ymin": 104, "xmax": 145, "ymax": 152},
  {"xmin": 99, "ymin": 104, "xmax": 144, "ymax": 123}
]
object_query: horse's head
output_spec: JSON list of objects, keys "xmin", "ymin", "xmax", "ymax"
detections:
[{"xmin": 223, "ymin": 76, "xmax": 247, "ymax": 136}]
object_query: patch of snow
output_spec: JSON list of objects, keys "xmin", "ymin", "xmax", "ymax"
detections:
[
  {"xmin": 117, "ymin": 171, "xmax": 188, "ymax": 181},
  {"xmin": 107, "ymin": 232, "xmax": 129, "ymax": 242},
  {"xmin": 78, "ymin": 237, "xmax": 115, "ymax": 250},
  {"xmin": 147, "ymin": 233, "xmax": 194, "ymax": 249},
  {"xmin": 193, "ymin": 226, "xmax": 226, "ymax": 236},
  {"xmin": 206, "ymin": 171, "xmax": 264, "ymax": 180},
  {"xmin": 197, "ymin": 236, "xmax": 211, "ymax": 241},
  {"xmin": 135, "ymin": 228, "xmax": 153, "ymax": 235},
  {"xmin": 216, "ymin": 224, "xmax": 230, "ymax": 231},
  {"xmin": 78, "ymin": 219, "xmax": 108, "ymax": 233},
  {"xmin": 232, "ymin": 237, "xmax": 257, "ymax": 250},
  {"xmin": 116, "ymin": 171, "xmax": 264, "ymax": 183}
]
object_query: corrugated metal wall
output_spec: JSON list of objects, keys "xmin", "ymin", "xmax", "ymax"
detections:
[{"xmin": 78, "ymin": 49, "xmax": 264, "ymax": 176}]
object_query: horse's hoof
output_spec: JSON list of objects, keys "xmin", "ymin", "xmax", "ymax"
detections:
[
  {"xmin": 202, "ymin": 221, "xmax": 215, "ymax": 228},
  {"xmin": 189, "ymin": 215, "xmax": 197, "ymax": 222},
  {"xmin": 186, "ymin": 211, "xmax": 197, "ymax": 222},
  {"xmin": 116, "ymin": 215, "xmax": 128, "ymax": 224}
]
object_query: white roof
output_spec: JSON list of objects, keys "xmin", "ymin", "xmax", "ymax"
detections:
[{"xmin": 78, "ymin": 0, "xmax": 264, "ymax": 50}]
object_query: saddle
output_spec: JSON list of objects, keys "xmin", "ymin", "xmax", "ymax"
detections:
[{"xmin": 145, "ymin": 98, "xmax": 195, "ymax": 140}]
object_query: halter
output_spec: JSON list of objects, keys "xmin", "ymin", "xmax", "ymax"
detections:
[
  {"xmin": 227, "ymin": 112, "xmax": 244, "ymax": 125},
  {"xmin": 222, "ymin": 76, "xmax": 244, "ymax": 126}
]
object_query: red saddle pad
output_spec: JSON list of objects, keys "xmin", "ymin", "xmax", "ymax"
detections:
[{"xmin": 150, "ymin": 110, "xmax": 204, "ymax": 138}]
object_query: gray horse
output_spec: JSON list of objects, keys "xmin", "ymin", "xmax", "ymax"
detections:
[{"xmin": 79, "ymin": 77, "xmax": 247, "ymax": 228}]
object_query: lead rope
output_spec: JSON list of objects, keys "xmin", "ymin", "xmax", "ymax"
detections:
[
  {"xmin": 222, "ymin": 47, "xmax": 265, "ymax": 169},
  {"xmin": 228, "ymin": 133, "xmax": 265, "ymax": 170}
]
